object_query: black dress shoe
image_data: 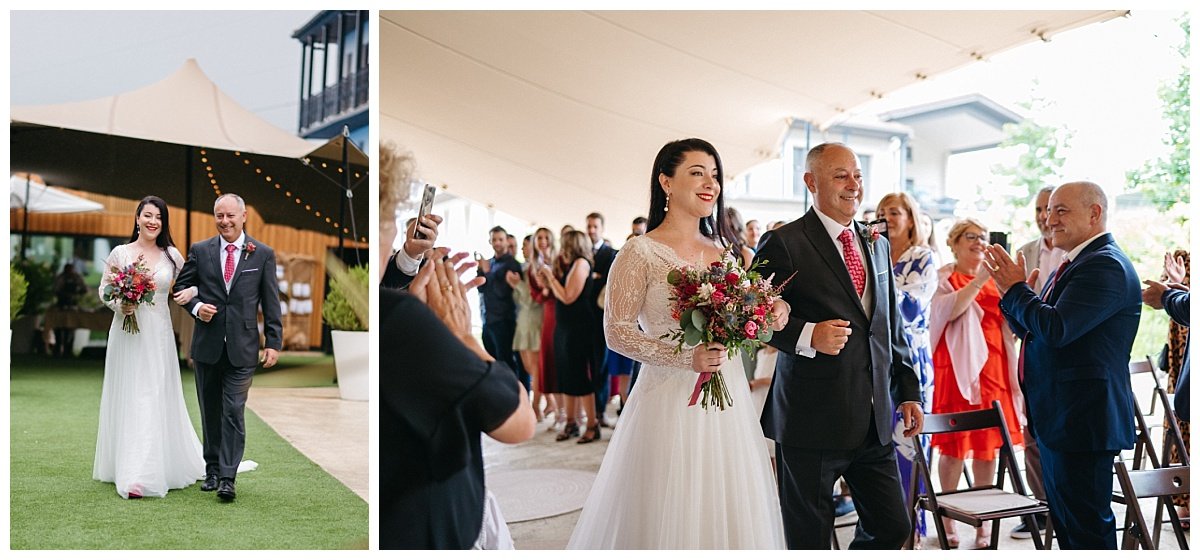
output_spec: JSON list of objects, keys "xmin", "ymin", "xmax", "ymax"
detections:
[
  {"xmin": 216, "ymin": 478, "xmax": 236, "ymax": 502},
  {"xmin": 200, "ymin": 473, "xmax": 219, "ymax": 492}
]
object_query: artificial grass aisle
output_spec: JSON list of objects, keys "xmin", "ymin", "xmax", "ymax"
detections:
[{"xmin": 9, "ymin": 356, "xmax": 367, "ymax": 549}]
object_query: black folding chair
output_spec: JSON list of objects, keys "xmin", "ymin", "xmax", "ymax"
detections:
[
  {"xmin": 1113, "ymin": 462, "xmax": 1190, "ymax": 550},
  {"xmin": 906, "ymin": 400, "xmax": 1052, "ymax": 549}
]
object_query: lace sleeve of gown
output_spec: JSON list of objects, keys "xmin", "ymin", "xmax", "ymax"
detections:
[
  {"xmin": 98, "ymin": 245, "xmax": 124, "ymax": 313},
  {"xmin": 167, "ymin": 246, "xmax": 185, "ymax": 278},
  {"xmin": 603, "ymin": 237, "xmax": 693, "ymax": 370}
]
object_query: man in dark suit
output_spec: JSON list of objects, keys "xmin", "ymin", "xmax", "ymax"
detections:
[
  {"xmin": 478, "ymin": 226, "xmax": 523, "ymax": 387},
  {"xmin": 172, "ymin": 193, "xmax": 283, "ymax": 502},
  {"xmin": 984, "ymin": 181, "xmax": 1140, "ymax": 549},
  {"xmin": 586, "ymin": 212, "xmax": 618, "ymax": 421},
  {"xmin": 755, "ymin": 142, "xmax": 923, "ymax": 549},
  {"xmin": 380, "ymin": 213, "xmax": 442, "ymax": 290}
]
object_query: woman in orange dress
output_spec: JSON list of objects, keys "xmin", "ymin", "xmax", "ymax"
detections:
[{"xmin": 928, "ymin": 218, "xmax": 1025, "ymax": 548}]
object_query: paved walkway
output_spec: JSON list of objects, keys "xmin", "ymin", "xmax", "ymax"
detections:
[{"xmin": 246, "ymin": 386, "xmax": 368, "ymax": 501}]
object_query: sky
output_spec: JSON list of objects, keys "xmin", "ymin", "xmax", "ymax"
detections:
[{"xmin": 9, "ymin": 10, "xmax": 319, "ymax": 132}]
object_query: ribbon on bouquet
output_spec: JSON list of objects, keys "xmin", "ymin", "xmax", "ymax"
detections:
[{"xmin": 687, "ymin": 371, "xmax": 714, "ymax": 407}]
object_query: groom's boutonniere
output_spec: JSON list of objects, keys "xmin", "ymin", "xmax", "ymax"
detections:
[
  {"xmin": 243, "ymin": 241, "xmax": 257, "ymax": 261},
  {"xmin": 860, "ymin": 219, "xmax": 885, "ymax": 257}
]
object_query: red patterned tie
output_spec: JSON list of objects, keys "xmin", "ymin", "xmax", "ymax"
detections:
[
  {"xmin": 1019, "ymin": 259, "xmax": 1070, "ymax": 383},
  {"xmin": 838, "ymin": 228, "xmax": 866, "ymax": 297},
  {"xmin": 224, "ymin": 244, "xmax": 236, "ymax": 284}
]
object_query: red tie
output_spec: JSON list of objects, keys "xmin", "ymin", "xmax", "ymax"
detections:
[
  {"xmin": 224, "ymin": 244, "xmax": 236, "ymax": 284},
  {"xmin": 838, "ymin": 228, "xmax": 866, "ymax": 297},
  {"xmin": 1019, "ymin": 259, "xmax": 1070, "ymax": 383}
]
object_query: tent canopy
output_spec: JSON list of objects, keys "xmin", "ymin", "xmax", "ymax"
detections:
[
  {"xmin": 11, "ymin": 59, "xmax": 369, "ymax": 242},
  {"xmin": 381, "ymin": 10, "xmax": 1124, "ymax": 230},
  {"xmin": 9, "ymin": 175, "xmax": 104, "ymax": 213}
]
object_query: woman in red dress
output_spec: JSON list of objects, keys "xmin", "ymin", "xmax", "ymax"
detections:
[
  {"xmin": 529, "ymin": 227, "xmax": 565, "ymax": 431},
  {"xmin": 928, "ymin": 218, "xmax": 1025, "ymax": 549}
]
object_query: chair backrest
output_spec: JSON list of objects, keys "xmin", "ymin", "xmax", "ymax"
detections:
[
  {"xmin": 1113, "ymin": 462, "xmax": 1190, "ymax": 550},
  {"xmin": 912, "ymin": 400, "xmax": 1030, "ymax": 496},
  {"xmin": 1154, "ymin": 387, "xmax": 1190, "ymax": 466}
]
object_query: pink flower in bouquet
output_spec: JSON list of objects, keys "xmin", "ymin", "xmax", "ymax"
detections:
[
  {"xmin": 743, "ymin": 320, "xmax": 759, "ymax": 339},
  {"xmin": 102, "ymin": 255, "xmax": 157, "ymax": 334}
]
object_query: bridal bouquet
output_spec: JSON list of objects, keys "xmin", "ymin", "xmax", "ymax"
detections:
[
  {"xmin": 661, "ymin": 251, "xmax": 790, "ymax": 411},
  {"xmin": 102, "ymin": 255, "xmax": 157, "ymax": 334}
]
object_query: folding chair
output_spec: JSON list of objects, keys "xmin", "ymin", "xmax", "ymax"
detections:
[
  {"xmin": 1126, "ymin": 358, "xmax": 1165, "ymax": 470},
  {"xmin": 1113, "ymin": 462, "xmax": 1190, "ymax": 550},
  {"xmin": 906, "ymin": 400, "xmax": 1052, "ymax": 550}
]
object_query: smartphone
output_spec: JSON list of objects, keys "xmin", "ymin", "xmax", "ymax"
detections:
[
  {"xmin": 989, "ymin": 231, "xmax": 1009, "ymax": 253},
  {"xmin": 414, "ymin": 184, "xmax": 437, "ymax": 240}
]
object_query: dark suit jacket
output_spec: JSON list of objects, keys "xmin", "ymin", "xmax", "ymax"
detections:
[
  {"xmin": 999, "ymin": 233, "xmax": 1139, "ymax": 452},
  {"xmin": 175, "ymin": 234, "xmax": 283, "ymax": 369},
  {"xmin": 755, "ymin": 208, "xmax": 919, "ymax": 450},
  {"xmin": 1162, "ymin": 289, "xmax": 1189, "ymax": 422},
  {"xmin": 380, "ymin": 251, "xmax": 415, "ymax": 290}
]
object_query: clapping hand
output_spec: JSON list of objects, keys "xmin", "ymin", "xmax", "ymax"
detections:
[
  {"xmin": 1163, "ymin": 252, "xmax": 1187, "ymax": 284},
  {"xmin": 983, "ymin": 244, "xmax": 1036, "ymax": 295},
  {"xmin": 505, "ymin": 270, "xmax": 521, "ymax": 289}
]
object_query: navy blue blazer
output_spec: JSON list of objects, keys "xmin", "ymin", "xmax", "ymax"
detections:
[
  {"xmin": 1162, "ymin": 289, "xmax": 1190, "ymax": 422},
  {"xmin": 755, "ymin": 208, "xmax": 919, "ymax": 450},
  {"xmin": 999, "ymin": 233, "xmax": 1140, "ymax": 453}
]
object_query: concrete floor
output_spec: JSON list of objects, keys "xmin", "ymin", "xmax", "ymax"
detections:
[
  {"xmin": 246, "ymin": 385, "xmax": 368, "ymax": 501},
  {"xmin": 484, "ymin": 402, "xmax": 1188, "ymax": 550}
]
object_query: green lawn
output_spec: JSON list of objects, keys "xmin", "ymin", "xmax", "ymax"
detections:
[{"xmin": 9, "ymin": 355, "xmax": 367, "ymax": 549}]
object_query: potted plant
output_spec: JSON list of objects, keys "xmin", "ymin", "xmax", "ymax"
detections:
[
  {"xmin": 10, "ymin": 264, "xmax": 28, "ymax": 359},
  {"xmin": 322, "ymin": 259, "xmax": 368, "ymax": 401}
]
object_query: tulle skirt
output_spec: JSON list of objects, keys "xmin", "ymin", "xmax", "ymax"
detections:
[
  {"xmin": 93, "ymin": 300, "xmax": 205, "ymax": 499},
  {"xmin": 567, "ymin": 352, "xmax": 786, "ymax": 549}
]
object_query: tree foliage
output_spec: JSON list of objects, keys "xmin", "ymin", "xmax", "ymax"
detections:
[
  {"xmin": 1126, "ymin": 15, "xmax": 1190, "ymax": 214},
  {"xmin": 991, "ymin": 93, "xmax": 1073, "ymax": 209}
]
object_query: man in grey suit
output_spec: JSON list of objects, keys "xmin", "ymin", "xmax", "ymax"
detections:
[
  {"xmin": 1009, "ymin": 185, "xmax": 1064, "ymax": 538},
  {"xmin": 173, "ymin": 193, "xmax": 283, "ymax": 502},
  {"xmin": 755, "ymin": 143, "xmax": 923, "ymax": 549}
]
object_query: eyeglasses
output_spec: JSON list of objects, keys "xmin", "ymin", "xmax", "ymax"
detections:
[{"xmin": 962, "ymin": 232, "xmax": 989, "ymax": 242}]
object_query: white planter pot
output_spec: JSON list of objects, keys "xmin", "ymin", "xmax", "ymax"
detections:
[{"xmin": 330, "ymin": 330, "xmax": 369, "ymax": 401}]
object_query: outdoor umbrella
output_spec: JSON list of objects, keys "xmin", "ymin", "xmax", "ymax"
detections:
[{"xmin": 9, "ymin": 174, "xmax": 105, "ymax": 259}]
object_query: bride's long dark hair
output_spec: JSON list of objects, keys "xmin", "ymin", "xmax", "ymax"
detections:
[
  {"xmin": 646, "ymin": 138, "xmax": 737, "ymax": 249},
  {"xmin": 129, "ymin": 195, "xmax": 180, "ymax": 269}
]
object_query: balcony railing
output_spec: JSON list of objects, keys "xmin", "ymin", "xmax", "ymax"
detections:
[{"xmin": 299, "ymin": 65, "xmax": 369, "ymax": 134}]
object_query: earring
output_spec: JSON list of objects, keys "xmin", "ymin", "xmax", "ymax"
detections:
[{"xmin": 664, "ymin": 193, "xmax": 670, "ymax": 213}]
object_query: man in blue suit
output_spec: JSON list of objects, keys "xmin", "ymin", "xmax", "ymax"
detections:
[
  {"xmin": 1142, "ymin": 279, "xmax": 1190, "ymax": 422},
  {"xmin": 983, "ymin": 181, "xmax": 1140, "ymax": 549}
]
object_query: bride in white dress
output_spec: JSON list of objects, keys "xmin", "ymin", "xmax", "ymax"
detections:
[
  {"xmin": 568, "ymin": 139, "xmax": 787, "ymax": 549},
  {"xmin": 93, "ymin": 196, "xmax": 204, "ymax": 499}
]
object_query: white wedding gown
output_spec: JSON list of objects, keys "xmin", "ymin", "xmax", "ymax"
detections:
[
  {"xmin": 567, "ymin": 235, "xmax": 786, "ymax": 549},
  {"xmin": 93, "ymin": 244, "xmax": 204, "ymax": 499}
]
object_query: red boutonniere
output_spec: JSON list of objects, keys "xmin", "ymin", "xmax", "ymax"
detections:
[
  {"xmin": 860, "ymin": 220, "xmax": 884, "ymax": 256},
  {"xmin": 243, "ymin": 241, "xmax": 256, "ymax": 261}
]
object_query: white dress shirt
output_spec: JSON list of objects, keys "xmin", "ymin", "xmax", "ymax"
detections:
[{"xmin": 192, "ymin": 231, "xmax": 245, "ymax": 317}]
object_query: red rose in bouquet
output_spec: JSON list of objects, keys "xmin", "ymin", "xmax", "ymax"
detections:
[
  {"xmin": 102, "ymin": 255, "xmax": 158, "ymax": 334},
  {"xmin": 661, "ymin": 250, "xmax": 792, "ymax": 411}
]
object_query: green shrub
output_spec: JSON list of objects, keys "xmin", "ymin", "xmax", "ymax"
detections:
[
  {"xmin": 322, "ymin": 261, "xmax": 368, "ymax": 332},
  {"xmin": 10, "ymin": 265, "xmax": 28, "ymax": 322},
  {"xmin": 14, "ymin": 260, "xmax": 54, "ymax": 318}
]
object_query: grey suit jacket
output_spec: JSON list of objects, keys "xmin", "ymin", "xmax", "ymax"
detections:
[
  {"xmin": 175, "ymin": 234, "xmax": 283, "ymax": 368},
  {"xmin": 754, "ymin": 207, "xmax": 920, "ymax": 450}
]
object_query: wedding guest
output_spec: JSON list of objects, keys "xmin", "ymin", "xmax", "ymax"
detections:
[
  {"xmin": 379, "ymin": 142, "xmax": 535, "ymax": 549},
  {"xmin": 529, "ymin": 227, "xmax": 565, "ymax": 429},
  {"xmin": 478, "ymin": 226, "xmax": 525, "ymax": 389},
  {"xmin": 985, "ymin": 181, "xmax": 1140, "ymax": 549},
  {"xmin": 538, "ymin": 230, "xmax": 601, "ymax": 443},
  {"xmin": 51, "ymin": 263, "xmax": 87, "ymax": 357},
  {"xmin": 929, "ymin": 218, "xmax": 1024, "ymax": 549},
  {"xmin": 877, "ymin": 192, "xmax": 938, "ymax": 543},
  {"xmin": 920, "ymin": 213, "xmax": 941, "ymax": 267},
  {"xmin": 586, "ymin": 212, "xmax": 618, "ymax": 426},
  {"xmin": 1008, "ymin": 186, "xmax": 1061, "ymax": 538},
  {"xmin": 507, "ymin": 235, "xmax": 553, "ymax": 422},
  {"xmin": 631, "ymin": 216, "xmax": 648, "ymax": 237},
  {"xmin": 1154, "ymin": 250, "xmax": 1190, "ymax": 519},
  {"xmin": 745, "ymin": 219, "xmax": 763, "ymax": 252},
  {"xmin": 723, "ymin": 206, "xmax": 756, "ymax": 264}
]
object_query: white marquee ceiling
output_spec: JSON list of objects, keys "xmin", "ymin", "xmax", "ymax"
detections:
[{"xmin": 381, "ymin": 10, "xmax": 1124, "ymax": 230}]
